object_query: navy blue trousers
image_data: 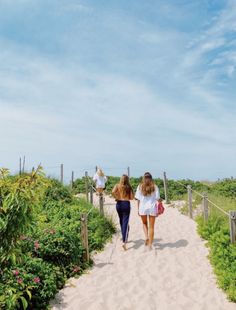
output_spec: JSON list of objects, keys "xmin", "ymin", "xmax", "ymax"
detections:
[{"xmin": 116, "ymin": 200, "xmax": 130, "ymax": 243}]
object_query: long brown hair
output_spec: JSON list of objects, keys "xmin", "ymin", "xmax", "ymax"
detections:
[
  {"xmin": 118, "ymin": 174, "xmax": 133, "ymax": 198},
  {"xmin": 140, "ymin": 172, "xmax": 155, "ymax": 196}
]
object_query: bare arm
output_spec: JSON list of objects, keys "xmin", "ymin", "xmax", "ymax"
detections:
[{"xmin": 112, "ymin": 184, "xmax": 119, "ymax": 199}]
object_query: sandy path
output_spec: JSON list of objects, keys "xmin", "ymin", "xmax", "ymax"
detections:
[{"xmin": 51, "ymin": 196, "xmax": 236, "ymax": 310}]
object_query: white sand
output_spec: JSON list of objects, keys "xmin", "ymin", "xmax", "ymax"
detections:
[{"xmin": 51, "ymin": 196, "xmax": 236, "ymax": 310}]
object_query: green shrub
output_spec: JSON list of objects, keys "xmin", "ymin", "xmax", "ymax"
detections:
[
  {"xmin": 211, "ymin": 179, "xmax": 236, "ymax": 199},
  {"xmin": 0, "ymin": 170, "xmax": 116, "ymax": 309},
  {"xmin": 0, "ymin": 257, "xmax": 63, "ymax": 310},
  {"xmin": 44, "ymin": 179, "xmax": 73, "ymax": 204},
  {"xmin": 197, "ymin": 216, "xmax": 236, "ymax": 302},
  {"xmin": 0, "ymin": 168, "xmax": 48, "ymax": 264}
]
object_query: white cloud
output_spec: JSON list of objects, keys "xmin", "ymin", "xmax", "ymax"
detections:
[{"xmin": 0, "ymin": 1, "xmax": 236, "ymax": 179}]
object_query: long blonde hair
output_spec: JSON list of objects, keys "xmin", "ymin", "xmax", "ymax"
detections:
[
  {"xmin": 140, "ymin": 172, "xmax": 155, "ymax": 196},
  {"xmin": 118, "ymin": 174, "xmax": 133, "ymax": 198},
  {"xmin": 97, "ymin": 168, "xmax": 104, "ymax": 177}
]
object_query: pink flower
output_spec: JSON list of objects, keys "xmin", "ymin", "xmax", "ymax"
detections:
[
  {"xmin": 34, "ymin": 241, "xmax": 40, "ymax": 250},
  {"xmin": 17, "ymin": 278, "xmax": 23, "ymax": 284},
  {"xmin": 33, "ymin": 277, "xmax": 40, "ymax": 283},
  {"xmin": 13, "ymin": 270, "xmax": 20, "ymax": 276}
]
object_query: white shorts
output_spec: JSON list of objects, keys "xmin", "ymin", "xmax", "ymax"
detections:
[{"xmin": 139, "ymin": 204, "xmax": 157, "ymax": 216}]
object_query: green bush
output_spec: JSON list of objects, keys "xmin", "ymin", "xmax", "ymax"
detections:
[
  {"xmin": 44, "ymin": 179, "xmax": 74, "ymax": 204},
  {"xmin": 0, "ymin": 170, "xmax": 115, "ymax": 309},
  {"xmin": 0, "ymin": 168, "xmax": 48, "ymax": 264},
  {"xmin": 0, "ymin": 257, "xmax": 63, "ymax": 310},
  {"xmin": 197, "ymin": 216, "xmax": 236, "ymax": 302},
  {"xmin": 211, "ymin": 178, "xmax": 236, "ymax": 199}
]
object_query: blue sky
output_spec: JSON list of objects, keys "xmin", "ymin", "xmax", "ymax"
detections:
[{"xmin": 0, "ymin": 0, "xmax": 236, "ymax": 180}]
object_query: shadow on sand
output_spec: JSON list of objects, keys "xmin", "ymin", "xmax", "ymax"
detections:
[
  {"xmin": 154, "ymin": 239, "xmax": 188, "ymax": 250},
  {"xmin": 127, "ymin": 238, "xmax": 188, "ymax": 250}
]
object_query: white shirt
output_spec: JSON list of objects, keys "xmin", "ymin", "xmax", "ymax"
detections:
[
  {"xmin": 93, "ymin": 173, "xmax": 107, "ymax": 188},
  {"xmin": 135, "ymin": 185, "xmax": 160, "ymax": 216}
]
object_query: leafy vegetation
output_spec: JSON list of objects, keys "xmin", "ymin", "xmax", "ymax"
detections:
[
  {"xmin": 0, "ymin": 169, "xmax": 115, "ymax": 309},
  {"xmin": 197, "ymin": 214, "xmax": 236, "ymax": 302}
]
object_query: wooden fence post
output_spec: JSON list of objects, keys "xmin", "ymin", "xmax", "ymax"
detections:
[
  {"xmin": 85, "ymin": 171, "xmax": 89, "ymax": 202},
  {"xmin": 127, "ymin": 166, "xmax": 130, "ymax": 177},
  {"xmin": 60, "ymin": 164, "xmax": 64, "ymax": 184},
  {"xmin": 71, "ymin": 171, "xmax": 74, "ymax": 189},
  {"xmin": 90, "ymin": 185, "xmax": 93, "ymax": 205},
  {"xmin": 99, "ymin": 193, "xmax": 104, "ymax": 216},
  {"xmin": 80, "ymin": 213, "xmax": 89, "ymax": 262},
  {"xmin": 163, "ymin": 172, "xmax": 169, "ymax": 204},
  {"xmin": 229, "ymin": 211, "xmax": 236, "ymax": 244},
  {"xmin": 19, "ymin": 157, "xmax": 22, "ymax": 175},
  {"xmin": 203, "ymin": 193, "xmax": 208, "ymax": 222},
  {"xmin": 187, "ymin": 185, "xmax": 193, "ymax": 219},
  {"xmin": 22, "ymin": 156, "xmax": 25, "ymax": 174}
]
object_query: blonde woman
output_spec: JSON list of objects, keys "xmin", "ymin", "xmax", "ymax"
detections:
[
  {"xmin": 112, "ymin": 175, "xmax": 134, "ymax": 251},
  {"xmin": 135, "ymin": 172, "xmax": 160, "ymax": 250},
  {"xmin": 93, "ymin": 168, "xmax": 107, "ymax": 195}
]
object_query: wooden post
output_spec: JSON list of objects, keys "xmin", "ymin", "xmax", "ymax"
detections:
[
  {"xmin": 22, "ymin": 156, "xmax": 25, "ymax": 173},
  {"xmin": 60, "ymin": 164, "xmax": 64, "ymax": 184},
  {"xmin": 229, "ymin": 211, "xmax": 236, "ymax": 244},
  {"xmin": 187, "ymin": 185, "xmax": 193, "ymax": 219},
  {"xmin": 203, "ymin": 193, "xmax": 208, "ymax": 222},
  {"xmin": 163, "ymin": 172, "xmax": 169, "ymax": 204},
  {"xmin": 80, "ymin": 213, "xmax": 89, "ymax": 262},
  {"xmin": 90, "ymin": 185, "xmax": 93, "ymax": 205},
  {"xmin": 71, "ymin": 171, "xmax": 74, "ymax": 189},
  {"xmin": 85, "ymin": 171, "xmax": 89, "ymax": 202},
  {"xmin": 19, "ymin": 157, "xmax": 22, "ymax": 175},
  {"xmin": 99, "ymin": 193, "xmax": 104, "ymax": 216},
  {"xmin": 127, "ymin": 166, "xmax": 130, "ymax": 177}
]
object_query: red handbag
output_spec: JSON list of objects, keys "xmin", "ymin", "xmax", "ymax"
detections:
[{"xmin": 156, "ymin": 201, "xmax": 165, "ymax": 216}]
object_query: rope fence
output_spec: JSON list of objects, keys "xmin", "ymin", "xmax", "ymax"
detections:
[{"xmin": 165, "ymin": 173, "xmax": 236, "ymax": 244}]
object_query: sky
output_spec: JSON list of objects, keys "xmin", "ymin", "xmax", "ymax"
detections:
[{"xmin": 0, "ymin": 0, "xmax": 236, "ymax": 181}]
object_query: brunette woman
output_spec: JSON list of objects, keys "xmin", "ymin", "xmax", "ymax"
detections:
[
  {"xmin": 135, "ymin": 172, "xmax": 160, "ymax": 250},
  {"xmin": 112, "ymin": 175, "xmax": 134, "ymax": 251}
]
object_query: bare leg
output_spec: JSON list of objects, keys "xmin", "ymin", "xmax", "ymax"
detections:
[
  {"xmin": 141, "ymin": 215, "xmax": 149, "ymax": 245},
  {"xmin": 148, "ymin": 216, "xmax": 156, "ymax": 249}
]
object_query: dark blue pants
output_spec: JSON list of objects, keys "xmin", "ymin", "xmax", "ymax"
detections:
[{"xmin": 116, "ymin": 200, "xmax": 130, "ymax": 243}]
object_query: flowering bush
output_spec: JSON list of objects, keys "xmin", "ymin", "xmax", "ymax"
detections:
[
  {"xmin": 0, "ymin": 172, "xmax": 115, "ymax": 309},
  {"xmin": 0, "ymin": 257, "xmax": 64, "ymax": 309}
]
